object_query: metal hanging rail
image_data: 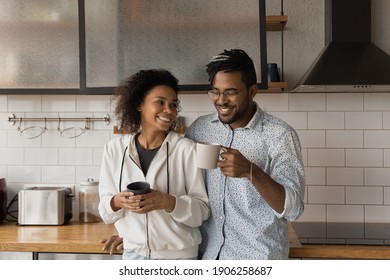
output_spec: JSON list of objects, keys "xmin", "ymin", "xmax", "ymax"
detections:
[{"xmin": 8, "ymin": 114, "xmax": 111, "ymax": 126}]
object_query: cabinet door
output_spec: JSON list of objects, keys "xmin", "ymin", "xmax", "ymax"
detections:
[
  {"xmin": 0, "ymin": 0, "xmax": 79, "ymax": 89},
  {"xmin": 85, "ymin": 0, "xmax": 266, "ymax": 89}
]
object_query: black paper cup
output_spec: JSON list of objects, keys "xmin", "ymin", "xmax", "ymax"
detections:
[{"xmin": 126, "ymin": 181, "xmax": 151, "ymax": 195}]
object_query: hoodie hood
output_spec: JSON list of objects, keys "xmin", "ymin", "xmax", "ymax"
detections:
[{"xmin": 293, "ymin": 0, "xmax": 390, "ymax": 93}]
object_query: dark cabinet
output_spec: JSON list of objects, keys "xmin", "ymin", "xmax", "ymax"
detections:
[
  {"xmin": 0, "ymin": 0, "xmax": 79, "ymax": 91},
  {"xmin": 1, "ymin": 0, "xmax": 268, "ymax": 94}
]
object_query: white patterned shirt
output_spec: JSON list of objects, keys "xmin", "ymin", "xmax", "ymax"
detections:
[{"xmin": 185, "ymin": 104, "xmax": 305, "ymax": 259}]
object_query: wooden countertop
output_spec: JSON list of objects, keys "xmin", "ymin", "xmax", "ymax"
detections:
[
  {"xmin": 0, "ymin": 221, "xmax": 301, "ymax": 256},
  {"xmin": 2, "ymin": 221, "xmax": 389, "ymax": 259},
  {"xmin": 0, "ymin": 221, "xmax": 117, "ymax": 254},
  {"xmin": 289, "ymin": 244, "xmax": 390, "ymax": 259},
  {"xmin": 288, "ymin": 223, "xmax": 390, "ymax": 259}
]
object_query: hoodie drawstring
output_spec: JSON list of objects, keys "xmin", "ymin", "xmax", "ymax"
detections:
[
  {"xmin": 166, "ymin": 142, "xmax": 169, "ymax": 194},
  {"xmin": 119, "ymin": 143, "xmax": 169, "ymax": 193},
  {"xmin": 119, "ymin": 146, "xmax": 128, "ymax": 192}
]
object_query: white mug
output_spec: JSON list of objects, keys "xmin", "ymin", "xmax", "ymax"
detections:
[{"xmin": 196, "ymin": 142, "xmax": 223, "ymax": 169}]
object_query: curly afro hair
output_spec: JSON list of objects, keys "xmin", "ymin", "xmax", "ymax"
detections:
[{"xmin": 113, "ymin": 69, "xmax": 180, "ymax": 134}]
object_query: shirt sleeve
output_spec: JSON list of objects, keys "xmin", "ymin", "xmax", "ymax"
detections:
[{"xmin": 270, "ymin": 128, "xmax": 305, "ymax": 220}]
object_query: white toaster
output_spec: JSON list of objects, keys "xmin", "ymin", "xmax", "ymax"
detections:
[{"xmin": 18, "ymin": 187, "xmax": 73, "ymax": 225}]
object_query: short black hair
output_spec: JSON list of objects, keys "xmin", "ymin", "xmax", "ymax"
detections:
[
  {"xmin": 114, "ymin": 69, "xmax": 180, "ymax": 134},
  {"xmin": 206, "ymin": 49, "xmax": 257, "ymax": 88}
]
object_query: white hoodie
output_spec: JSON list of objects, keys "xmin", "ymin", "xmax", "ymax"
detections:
[{"xmin": 98, "ymin": 132, "xmax": 209, "ymax": 259}]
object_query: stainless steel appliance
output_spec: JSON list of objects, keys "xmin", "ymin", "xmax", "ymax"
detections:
[
  {"xmin": 293, "ymin": 0, "xmax": 390, "ymax": 93},
  {"xmin": 18, "ymin": 187, "xmax": 72, "ymax": 225}
]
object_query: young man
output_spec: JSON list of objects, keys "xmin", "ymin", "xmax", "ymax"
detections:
[{"xmin": 185, "ymin": 49, "xmax": 305, "ymax": 259}]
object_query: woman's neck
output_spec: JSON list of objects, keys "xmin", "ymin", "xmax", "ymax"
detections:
[{"xmin": 137, "ymin": 130, "xmax": 167, "ymax": 150}]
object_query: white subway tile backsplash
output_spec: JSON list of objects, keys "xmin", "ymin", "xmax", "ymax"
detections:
[
  {"xmin": 179, "ymin": 94, "xmax": 214, "ymax": 112},
  {"xmin": 308, "ymin": 186, "xmax": 345, "ymax": 204},
  {"xmin": 8, "ymin": 95, "xmax": 42, "ymax": 112},
  {"xmin": 364, "ymin": 131, "xmax": 390, "ymax": 148},
  {"xmin": 0, "ymin": 113, "xmax": 11, "ymax": 129},
  {"xmin": 2, "ymin": 91, "xmax": 390, "ymax": 226},
  {"xmin": 76, "ymin": 95, "xmax": 111, "ymax": 112},
  {"xmin": 296, "ymin": 130, "xmax": 326, "ymax": 148},
  {"xmin": 327, "ymin": 168, "xmax": 364, "ymax": 186},
  {"xmin": 327, "ymin": 92, "xmax": 364, "ymax": 111},
  {"xmin": 0, "ymin": 148, "xmax": 23, "ymax": 165},
  {"xmin": 296, "ymin": 204, "xmax": 326, "ymax": 222},
  {"xmin": 346, "ymin": 186, "xmax": 383, "ymax": 205},
  {"xmin": 93, "ymin": 147, "xmax": 104, "ymax": 166},
  {"xmin": 59, "ymin": 148, "xmax": 93, "ymax": 165},
  {"xmin": 346, "ymin": 149, "xmax": 383, "ymax": 167},
  {"xmin": 7, "ymin": 166, "xmax": 41, "ymax": 183},
  {"xmin": 25, "ymin": 148, "xmax": 58, "ymax": 165},
  {"xmin": 364, "ymin": 92, "xmax": 390, "ymax": 111},
  {"xmin": 301, "ymin": 148, "xmax": 308, "ymax": 166},
  {"xmin": 289, "ymin": 93, "xmax": 326, "ymax": 111},
  {"xmin": 365, "ymin": 168, "xmax": 390, "ymax": 186},
  {"xmin": 365, "ymin": 205, "xmax": 390, "ymax": 223},
  {"xmin": 269, "ymin": 112, "xmax": 307, "ymax": 129},
  {"xmin": 384, "ymin": 187, "xmax": 390, "ymax": 204},
  {"xmin": 76, "ymin": 166, "xmax": 101, "ymax": 183},
  {"xmin": 75, "ymin": 130, "xmax": 111, "ymax": 148},
  {"xmin": 255, "ymin": 94, "xmax": 289, "ymax": 112},
  {"xmin": 308, "ymin": 112, "xmax": 344, "ymax": 129},
  {"xmin": 0, "ymin": 166, "xmax": 6, "ymax": 178},
  {"xmin": 42, "ymin": 95, "xmax": 76, "ymax": 112},
  {"xmin": 345, "ymin": 112, "xmax": 382, "ymax": 129},
  {"xmin": 327, "ymin": 205, "xmax": 364, "ymax": 223},
  {"xmin": 0, "ymin": 96, "xmax": 7, "ymax": 111},
  {"xmin": 326, "ymin": 130, "xmax": 363, "ymax": 148},
  {"xmin": 42, "ymin": 130, "xmax": 76, "ymax": 148},
  {"xmin": 385, "ymin": 150, "xmax": 390, "ymax": 167},
  {"xmin": 384, "ymin": 112, "xmax": 390, "ymax": 129},
  {"xmin": 7, "ymin": 130, "xmax": 42, "ymax": 148},
  {"xmin": 0, "ymin": 131, "xmax": 6, "ymax": 147},
  {"xmin": 308, "ymin": 149, "xmax": 345, "ymax": 166},
  {"xmin": 42, "ymin": 166, "xmax": 76, "ymax": 183},
  {"xmin": 304, "ymin": 167, "xmax": 326, "ymax": 185}
]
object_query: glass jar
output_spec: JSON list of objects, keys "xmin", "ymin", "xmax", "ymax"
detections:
[{"xmin": 79, "ymin": 178, "xmax": 102, "ymax": 223}]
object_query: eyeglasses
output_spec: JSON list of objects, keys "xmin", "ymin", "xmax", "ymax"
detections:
[{"xmin": 207, "ymin": 88, "xmax": 246, "ymax": 100}]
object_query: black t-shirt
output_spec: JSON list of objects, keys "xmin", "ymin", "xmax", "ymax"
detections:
[{"xmin": 135, "ymin": 136, "xmax": 161, "ymax": 176}]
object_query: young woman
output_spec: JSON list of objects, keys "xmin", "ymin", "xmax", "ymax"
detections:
[{"xmin": 98, "ymin": 69, "xmax": 209, "ymax": 260}]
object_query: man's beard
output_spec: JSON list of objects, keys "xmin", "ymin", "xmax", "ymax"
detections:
[{"xmin": 217, "ymin": 97, "xmax": 252, "ymax": 125}]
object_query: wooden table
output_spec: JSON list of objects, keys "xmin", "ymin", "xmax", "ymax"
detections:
[{"xmin": 0, "ymin": 221, "xmax": 118, "ymax": 259}]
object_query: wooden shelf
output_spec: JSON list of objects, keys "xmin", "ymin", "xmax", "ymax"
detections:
[
  {"xmin": 266, "ymin": 15, "xmax": 288, "ymax": 31},
  {"xmin": 178, "ymin": 82, "xmax": 288, "ymax": 95},
  {"xmin": 258, "ymin": 82, "xmax": 288, "ymax": 93}
]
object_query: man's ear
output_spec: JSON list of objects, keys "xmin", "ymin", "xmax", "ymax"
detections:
[{"xmin": 249, "ymin": 84, "xmax": 257, "ymax": 99}]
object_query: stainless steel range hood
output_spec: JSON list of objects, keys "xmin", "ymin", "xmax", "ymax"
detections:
[{"xmin": 293, "ymin": 0, "xmax": 390, "ymax": 93}]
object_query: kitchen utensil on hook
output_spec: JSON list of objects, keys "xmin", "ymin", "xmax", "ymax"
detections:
[
  {"xmin": 18, "ymin": 117, "xmax": 47, "ymax": 139},
  {"xmin": 58, "ymin": 117, "xmax": 91, "ymax": 138}
]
